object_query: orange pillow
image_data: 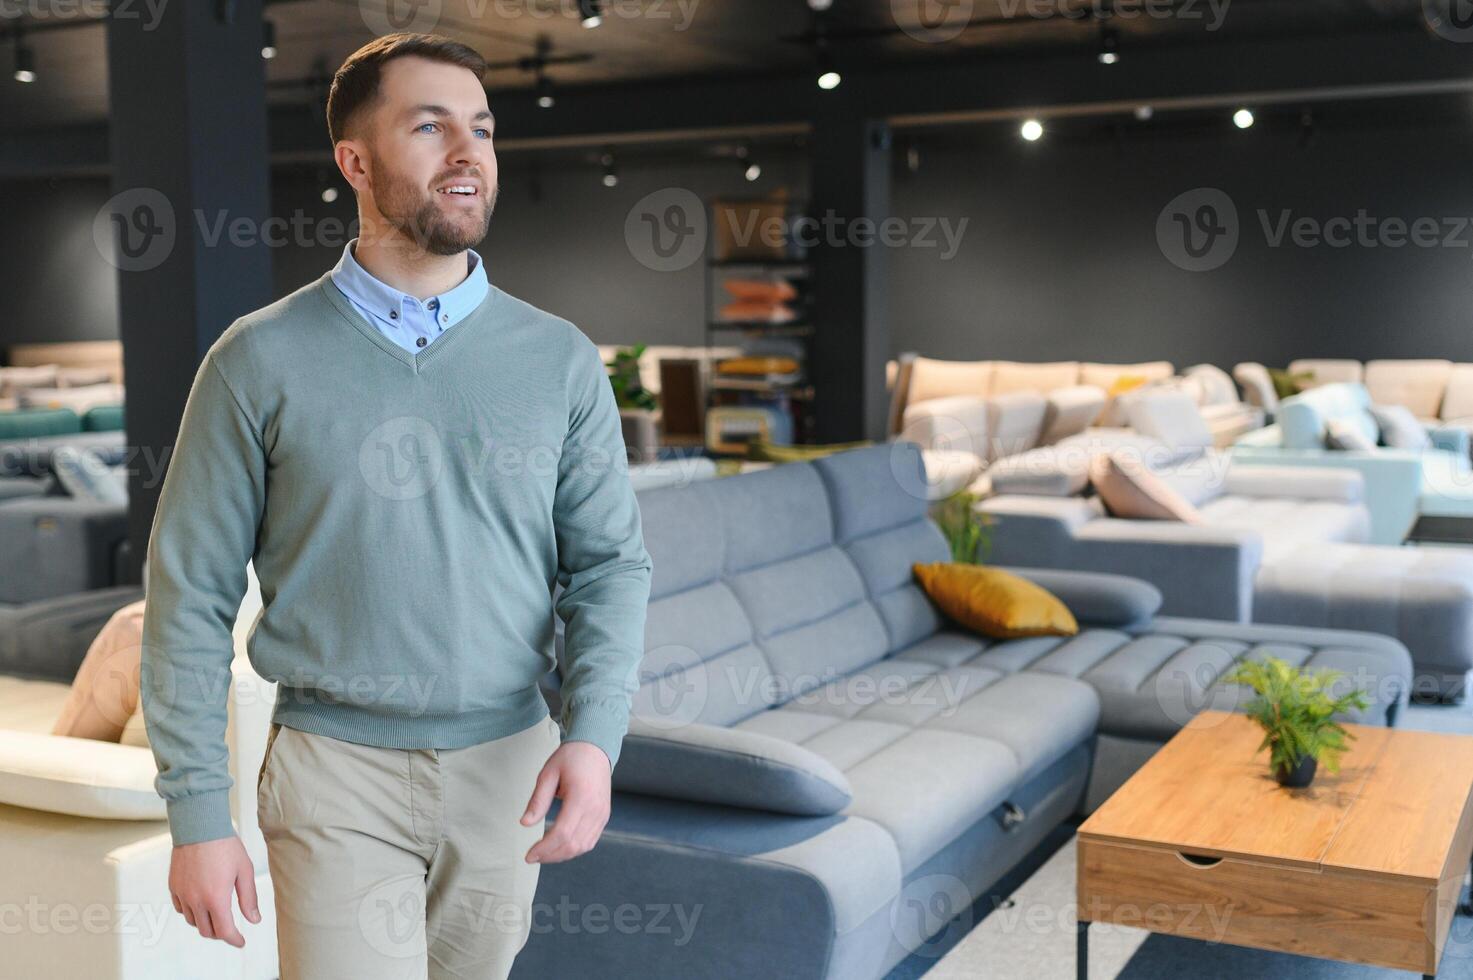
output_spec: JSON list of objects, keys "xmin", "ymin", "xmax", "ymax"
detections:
[
  {"xmin": 723, "ymin": 279, "xmax": 798, "ymax": 303},
  {"xmin": 718, "ymin": 300, "xmax": 797, "ymax": 323},
  {"xmin": 717, "ymin": 356, "xmax": 801, "ymax": 376},
  {"xmin": 1088, "ymin": 453, "xmax": 1203, "ymax": 523},
  {"xmin": 912, "ymin": 563, "xmax": 1078, "ymax": 639},
  {"xmin": 1106, "ymin": 375, "xmax": 1148, "ymax": 398}
]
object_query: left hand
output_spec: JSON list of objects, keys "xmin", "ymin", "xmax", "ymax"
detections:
[{"xmin": 520, "ymin": 740, "xmax": 612, "ymax": 863}]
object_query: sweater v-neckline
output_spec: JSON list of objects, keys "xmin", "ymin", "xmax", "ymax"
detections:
[{"xmin": 317, "ymin": 272, "xmax": 495, "ymax": 374}]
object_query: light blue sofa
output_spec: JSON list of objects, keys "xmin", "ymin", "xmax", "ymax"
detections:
[
  {"xmin": 1233, "ymin": 381, "xmax": 1473, "ymax": 544},
  {"xmin": 515, "ymin": 442, "xmax": 1412, "ymax": 979}
]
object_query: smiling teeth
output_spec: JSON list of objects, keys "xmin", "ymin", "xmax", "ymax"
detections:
[{"xmin": 440, "ymin": 186, "xmax": 475, "ymax": 194}]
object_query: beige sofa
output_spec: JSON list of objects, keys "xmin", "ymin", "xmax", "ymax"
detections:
[
  {"xmin": 1279, "ymin": 358, "xmax": 1473, "ymax": 437},
  {"xmin": 0, "ymin": 564, "xmax": 278, "ymax": 980}
]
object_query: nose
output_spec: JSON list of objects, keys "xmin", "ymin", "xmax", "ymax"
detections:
[{"xmin": 445, "ymin": 124, "xmax": 484, "ymax": 169}]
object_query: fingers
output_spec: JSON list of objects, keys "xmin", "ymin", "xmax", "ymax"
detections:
[
  {"xmin": 520, "ymin": 763, "xmax": 560, "ymax": 828},
  {"xmin": 235, "ymin": 861, "xmax": 262, "ymax": 925},
  {"xmin": 206, "ymin": 903, "xmax": 246, "ymax": 948},
  {"xmin": 525, "ymin": 787, "xmax": 609, "ymax": 864}
]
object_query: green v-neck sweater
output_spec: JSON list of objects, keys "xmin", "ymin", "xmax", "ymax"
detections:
[{"xmin": 140, "ymin": 270, "xmax": 653, "ymax": 846}]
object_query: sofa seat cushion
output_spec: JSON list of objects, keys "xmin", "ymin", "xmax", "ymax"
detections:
[
  {"xmin": 956, "ymin": 619, "xmax": 1408, "ymax": 741},
  {"xmin": 732, "ymin": 655, "xmax": 1098, "ymax": 873},
  {"xmin": 1195, "ymin": 493, "xmax": 1369, "ymax": 562}
]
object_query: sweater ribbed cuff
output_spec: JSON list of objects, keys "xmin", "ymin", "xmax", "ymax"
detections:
[
  {"xmin": 166, "ymin": 789, "xmax": 235, "ymax": 847},
  {"xmin": 561, "ymin": 697, "xmax": 630, "ymax": 770}
]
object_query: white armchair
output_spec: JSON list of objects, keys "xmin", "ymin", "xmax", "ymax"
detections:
[{"xmin": 0, "ymin": 563, "xmax": 278, "ymax": 980}]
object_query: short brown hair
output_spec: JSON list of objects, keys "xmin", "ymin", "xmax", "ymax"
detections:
[{"xmin": 327, "ymin": 33, "xmax": 487, "ymax": 145}]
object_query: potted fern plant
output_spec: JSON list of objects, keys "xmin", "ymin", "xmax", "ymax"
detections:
[{"xmin": 1223, "ymin": 657, "xmax": 1370, "ymax": 788}]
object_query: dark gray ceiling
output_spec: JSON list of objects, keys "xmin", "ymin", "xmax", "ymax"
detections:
[{"xmin": 0, "ymin": 0, "xmax": 1439, "ymax": 133}]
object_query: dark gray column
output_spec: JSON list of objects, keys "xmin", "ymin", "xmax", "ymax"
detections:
[
  {"xmin": 808, "ymin": 114, "xmax": 891, "ymax": 443},
  {"xmin": 105, "ymin": 1, "xmax": 274, "ymax": 583}
]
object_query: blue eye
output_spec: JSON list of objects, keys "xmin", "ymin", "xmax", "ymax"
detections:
[
  {"xmin": 475, "ymin": 129, "xmax": 491, "ymax": 139},
  {"xmin": 417, "ymin": 123, "xmax": 437, "ymax": 134}
]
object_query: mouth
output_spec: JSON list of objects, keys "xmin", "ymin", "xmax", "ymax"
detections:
[{"xmin": 435, "ymin": 183, "xmax": 482, "ymax": 204}]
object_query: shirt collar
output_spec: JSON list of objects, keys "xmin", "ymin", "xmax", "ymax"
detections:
[{"xmin": 330, "ymin": 237, "xmax": 489, "ymax": 326}]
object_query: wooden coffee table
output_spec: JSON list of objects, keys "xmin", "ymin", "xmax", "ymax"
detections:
[{"xmin": 1077, "ymin": 710, "xmax": 1473, "ymax": 978}]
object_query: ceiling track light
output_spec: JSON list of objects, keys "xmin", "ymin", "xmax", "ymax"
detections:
[
  {"xmin": 13, "ymin": 31, "xmax": 34, "ymax": 84},
  {"xmin": 578, "ymin": 0, "xmax": 603, "ymax": 29},
  {"xmin": 1096, "ymin": 23, "xmax": 1119, "ymax": 65},
  {"xmin": 600, "ymin": 150, "xmax": 618, "ymax": 187},
  {"xmin": 535, "ymin": 71, "xmax": 555, "ymax": 109},
  {"xmin": 1020, "ymin": 118, "xmax": 1044, "ymax": 142},
  {"xmin": 1233, "ymin": 107, "xmax": 1255, "ymax": 129},
  {"xmin": 735, "ymin": 143, "xmax": 760, "ymax": 182},
  {"xmin": 315, "ymin": 168, "xmax": 339, "ymax": 204},
  {"xmin": 261, "ymin": 18, "xmax": 277, "ymax": 60}
]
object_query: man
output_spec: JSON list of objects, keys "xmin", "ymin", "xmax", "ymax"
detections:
[{"xmin": 140, "ymin": 32, "xmax": 652, "ymax": 979}]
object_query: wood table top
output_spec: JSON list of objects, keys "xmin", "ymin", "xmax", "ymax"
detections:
[{"xmin": 1079, "ymin": 710, "xmax": 1473, "ymax": 884}]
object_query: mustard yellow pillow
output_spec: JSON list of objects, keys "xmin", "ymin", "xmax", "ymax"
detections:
[
  {"xmin": 912, "ymin": 563, "xmax": 1079, "ymax": 639},
  {"xmin": 1106, "ymin": 374, "xmax": 1148, "ymax": 398}
]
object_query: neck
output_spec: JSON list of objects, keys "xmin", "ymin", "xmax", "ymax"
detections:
[{"xmin": 351, "ymin": 219, "xmax": 470, "ymax": 301}]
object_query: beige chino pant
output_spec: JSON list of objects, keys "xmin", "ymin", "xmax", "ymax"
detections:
[{"xmin": 256, "ymin": 714, "xmax": 561, "ymax": 979}]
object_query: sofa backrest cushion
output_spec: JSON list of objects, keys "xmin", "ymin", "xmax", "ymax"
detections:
[
  {"xmin": 1278, "ymin": 382, "xmax": 1378, "ymax": 450},
  {"xmin": 1441, "ymin": 364, "xmax": 1473, "ymax": 421},
  {"xmin": 1233, "ymin": 362, "xmax": 1279, "ymax": 414},
  {"xmin": 900, "ymin": 393, "xmax": 990, "ymax": 459},
  {"xmin": 906, "ymin": 356, "xmax": 994, "ymax": 406},
  {"xmin": 984, "ymin": 391, "xmax": 1048, "ymax": 461},
  {"xmin": 1364, "ymin": 359, "xmax": 1452, "ymax": 420},
  {"xmin": 1122, "ymin": 389, "xmax": 1212, "ymax": 452},
  {"xmin": 990, "ymin": 360, "xmax": 1081, "ymax": 396},
  {"xmin": 1183, "ymin": 364, "xmax": 1239, "ymax": 406},
  {"xmin": 1039, "ymin": 385, "xmax": 1107, "ymax": 445},
  {"xmin": 1288, "ymin": 358, "xmax": 1364, "ymax": 387}
]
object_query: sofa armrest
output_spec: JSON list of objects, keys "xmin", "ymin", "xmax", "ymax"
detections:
[
  {"xmin": 994, "ymin": 566, "xmax": 1162, "ymax": 627},
  {"xmin": 900, "ymin": 394, "xmax": 989, "ymax": 458},
  {"xmin": 1223, "ymin": 464, "xmax": 1365, "ymax": 503},
  {"xmin": 614, "ymin": 719, "xmax": 853, "ymax": 816},
  {"xmin": 981, "ymin": 497, "xmax": 1261, "ymax": 622},
  {"xmin": 1431, "ymin": 425, "xmax": 1470, "ymax": 458},
  {"xmin": 1227, "ymin": 446, "xmax": 1422, "ymax": 544},
  {"xmin": 0, "ymin": 730, "xmax": 164, "ymax": 820}
]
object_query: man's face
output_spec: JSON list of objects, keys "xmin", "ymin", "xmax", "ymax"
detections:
[{"xmin": 360, "ymin": 56, "xmax": 498, "ymax": 256}]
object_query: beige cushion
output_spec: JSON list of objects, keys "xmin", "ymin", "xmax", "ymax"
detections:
[
  {"xmin": 0, "ymin": 364, "xmax": 59, "ymax": 397},
  {"xmin": 1233, "ymin": 362, "xmax": 1279, "ymax": 414},
  {"xmin": 1078, "ymin": 361, "xmax": 1173, "ymax": 391},
  {"xmin": 0, "ymin": 731, "xmax": 165, "ymax": 820},
  {"xmin": 1364, "ymin": 359, "xmax": 1452, "ymax": 420},
  {"xmin": 1288, "ymin": 359, "xmax": 1363, "ymax": 387},
  {"xmin": 1441, "ymin": 364, "xmax": 1473, "ymax": 422},
  {"xmin": 18, "ymin": 383, "xmax": 125, "ymax": 415},
  {"xmin": 906, "ymin": 357, "xmax": 994, "ymax": 406},
  {"xmin": 990, "ymin": 361, "xmax": 1080, "ymax": 396},
  {"xmin": 1122, "ymin": 389, "xmax": 1212, "ymax": 453},
  {"xmin": 1326, "ymin": 418, "xmax": 1377, "ymax": 451},
  {"xmin": 1040, "ymin": 385, "xmax": 1107, "ymax": 445},
  {"xmin": 1089, "ymin": 452, "xmax": 1204, "ymax": 523}
]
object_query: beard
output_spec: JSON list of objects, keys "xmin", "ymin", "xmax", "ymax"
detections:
[{"xmin": 371, "ymin": 152, "xmax": 497, "ymax": 256}]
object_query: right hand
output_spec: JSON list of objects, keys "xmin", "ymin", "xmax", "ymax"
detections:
[{"xmin": 168, "ymin": 835, "xmax": 260, "ymax": 947}]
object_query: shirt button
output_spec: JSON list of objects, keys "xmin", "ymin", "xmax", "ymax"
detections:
[
  {"xmin": 389, "ymin": 310, "xmax": 399, "ymax": 320},
  {"xmin": 416, "ymin": 336, "xmax": 427, "ymax": 348},
  {"xmin": 428, "ymin": 299, "xmax": 440, "ymax": 310},
  {"xmin": 441, "ymin": 314, "xmax": 448, "ymax": 322}
]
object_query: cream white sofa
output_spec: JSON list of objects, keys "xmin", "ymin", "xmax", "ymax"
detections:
[
  {"xmin": 0, "ymin": 564, "xmax": 278, "ymax": 980},
  {"xmin": 1277, "ymin": 359, "xmax": 1473, "ymax": 437}
]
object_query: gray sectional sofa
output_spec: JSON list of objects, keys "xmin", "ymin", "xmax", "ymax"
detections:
[
  {"xmin": 980, "ymin": 446, "xmax": 1473, "ymax": 697},
  {"xmin": 514, "ymin": 442, "xmax": 1412, "ymax": 979}
]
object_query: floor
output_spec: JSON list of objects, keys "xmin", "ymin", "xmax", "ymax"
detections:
[{"xmin": 883, "ymin": 698, "xmax": 1473, "ymax": 980}]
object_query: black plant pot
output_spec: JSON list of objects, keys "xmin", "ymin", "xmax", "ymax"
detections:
[{"xmin": 1274, "ymin": 755, "xmax": 1317, "ymax": 788}]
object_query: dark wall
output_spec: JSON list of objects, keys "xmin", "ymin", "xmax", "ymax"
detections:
[
  {"xmin": 888, "ymin": 115, "xmax": 1473, "ymax": 369},
  {"xmin": 9, "ymin": 114, "xmax": 1473, "ymax": 370},
  {"xmin": 0, "ymin": 176, "xmax": 120, "ymax": 352}
]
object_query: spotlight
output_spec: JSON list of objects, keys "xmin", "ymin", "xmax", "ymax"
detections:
[
  {"xmin": 261, "ymin": 19, "xmax": 277, "ymax": 60},
  {"xmin": 815, "ymin": 42, "xmax": 840, "ymax": 90},
  {"xmin": 1020, "ymin": 118, "xmax": 1044, "ymax": 142},
  {"xmin": 13, "ymin": 35, "xmax": 34, "ymax": 83},
  {"xmin": 1097, "ymin": 25, "xmax": 1119, "ymax": 65},
  {"xmin": 316, "ymin": 169, "xmax": 339, "ymax": 203},
  {"xmin": 578, "ymin": 0, "xmax": 603, "ymax": 29},
  {"xmin": 906, "ymin": 142, "xmax": 920, "ymax": 173},
  {"xmin": 1233, "ymin": 107, "xmax": 1255, "ymax": 129},
  {"xmin": 1134, "ymin": 105, "xmax": 1153, "ymax": 121},
  {"xmin": 536, "ymin": 73, "xmax": 555, "ymax": 109},
  {"xmin": 735, "ymin": 143, "xmax": 761, "ymax": 182},
  {"xmin": 600, "ymin": 151, "xmax": 618, "ymax": 187},
  {"xmin": 321, "ymin": 186, "xmax": 338, "ymax": 203}
]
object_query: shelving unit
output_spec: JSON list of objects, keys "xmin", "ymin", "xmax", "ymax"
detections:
[{"xmin": 703, "ymin": 212, "xmax": 815, "ymax": 452}]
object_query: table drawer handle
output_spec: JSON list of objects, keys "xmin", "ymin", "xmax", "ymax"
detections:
[{"xmin": 1176, "ymin": 852, "xmax": 1223, "ymax": 869}]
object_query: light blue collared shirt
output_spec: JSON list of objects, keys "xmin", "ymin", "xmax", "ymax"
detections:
[{"xmin": 329, "ymin": 238, "xmax": 490, "ymax": 355}]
